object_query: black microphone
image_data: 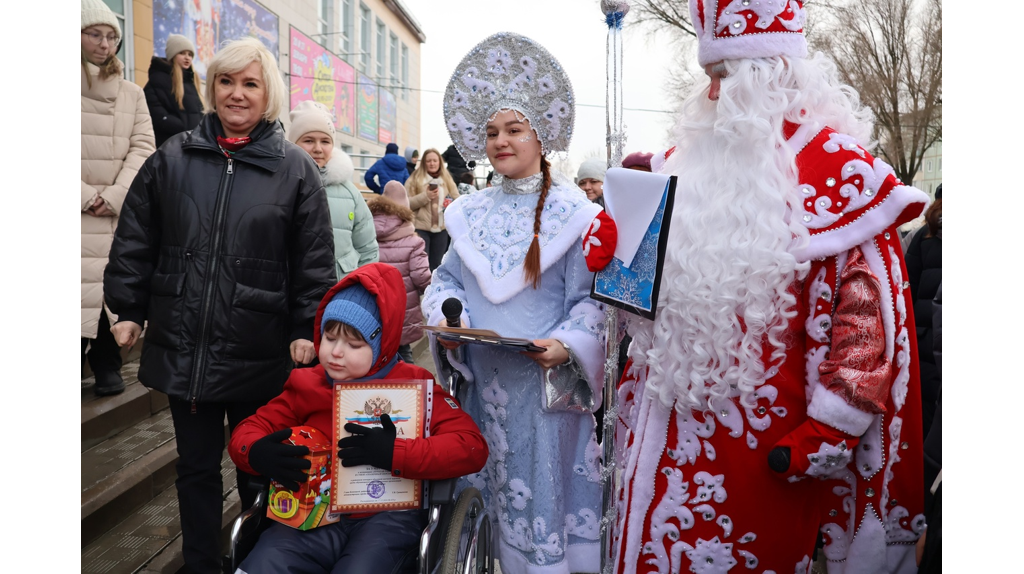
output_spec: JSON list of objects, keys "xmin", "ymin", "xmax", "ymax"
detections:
[{"xmin": 442, "ymin": 298, "xmax": 463, "ymax": 328}]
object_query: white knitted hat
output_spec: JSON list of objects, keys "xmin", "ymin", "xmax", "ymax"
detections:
[
  {"xmin": 81, "ymin": 0, "xmax": 121, "ymax": 37},
  {"xmin": 287, "ymin": 100, "xmax": 336, "ymax": 144},
  {"xmin": 577, "ymin": 158, "xmax": 607, "ymax": 182},
  {"xmin": 165, "ymin": 34, "xmax": 195, "ymax": 59}
]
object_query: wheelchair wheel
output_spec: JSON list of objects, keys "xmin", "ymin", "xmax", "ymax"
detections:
[{"xmin": 438, "ymin": 487, "xmax": 493, "ymax": 574}]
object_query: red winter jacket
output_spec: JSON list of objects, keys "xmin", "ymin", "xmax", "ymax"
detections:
[
  {"xmin": 367, "ymin": 195, "xmax": 432, "ymax": 345},
  {"xmin": 229, "ymin": 263, "xmax": 488, "ymax": 481}
]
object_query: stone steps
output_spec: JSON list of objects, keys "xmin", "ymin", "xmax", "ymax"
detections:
[{"xmin": 81, "ymin": 364, "xmax": 237, "ymax": 574}]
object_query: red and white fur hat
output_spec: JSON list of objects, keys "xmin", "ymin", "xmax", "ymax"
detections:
[{"xmin": 689, "ymin": 0, "xmax": 807, "ymax": 67}]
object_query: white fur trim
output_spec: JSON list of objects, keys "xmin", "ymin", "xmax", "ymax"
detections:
[
  {"xmin": 692, "ymin": 0, "xmax": 807, "ymax": 67},
  {"xmin": 885, "ymin": 543, "xmax": 919, "ymax": 574},
  {"xmin": 552, "ymin": 327, "xmax": 605, "ymax": 407},
  {"xmin": 786, "ymin": 121, "xmax": 822, "ymax": 155},
  {"xmin": 842, "ymin": 508, "xmax": 887, "ymax": 574},
  {"xmin": 445, "ymin": 184, "xmax": 602, "ymax": 305},
  {"xmin": 620, "ymin": 396, "xmax": 673, "ymax": 574},
  {"xmin": 321, "ymin": 148, "xmax": 355, "ymax": 186},
  {"xmin": 806, "ymin": 383, "xmax": 874, "ymax": 436},
  {"xmin": 793, "ymin": 184, "xmax": 929, "ymax": 262}
]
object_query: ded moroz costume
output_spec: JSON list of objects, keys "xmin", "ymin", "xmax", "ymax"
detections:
[
  {"xmin": 606, "ymin": 2, "xmax": 931, "ymax": 573},
  {"xmin": 422, "ymin": 33, "xmax": 607, "ymax": 574}
]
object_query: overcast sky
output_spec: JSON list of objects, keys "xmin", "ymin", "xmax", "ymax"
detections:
[{"xmin": 401, "ymin": 0, "xmax": 687, "ymax": 176}]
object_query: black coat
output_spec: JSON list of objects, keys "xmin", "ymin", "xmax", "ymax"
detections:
[
  {"xmin": 104, "ymin": 115, "xmax": 337, "ymax": 404},
  {"xmin": 905, "ymin": 225, "xmax": 941, "ymax": 436},
  {"xmin": 442, "ymin": 144, "xmax": 471, "ymax": 180},
  {"xmin": 143, "ymin": 57, "xmax": 205, "ymax": 148}
]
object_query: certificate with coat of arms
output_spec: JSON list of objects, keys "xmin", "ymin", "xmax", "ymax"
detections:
[{"xmin": 330, "ymin": 379, "xmax": 430, "ymax": 514}]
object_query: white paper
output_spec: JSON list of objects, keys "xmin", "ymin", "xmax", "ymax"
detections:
[{"xmin": 603, "ymin": 168, "xmax": 670, "ymax": 268}]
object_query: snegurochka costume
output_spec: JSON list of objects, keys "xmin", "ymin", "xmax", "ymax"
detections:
[
  {"xmin": 422, "ymin": 33, "xmax": 607, "ymax": 574},
  {"xmin": 610, "ymin": 2, "xmax": 931, "ymax": 573}
]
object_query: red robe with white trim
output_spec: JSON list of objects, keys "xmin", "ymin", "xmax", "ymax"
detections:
[{"xmin": 613, "ymin": 126, "xmax": 929, "ymax": 574}]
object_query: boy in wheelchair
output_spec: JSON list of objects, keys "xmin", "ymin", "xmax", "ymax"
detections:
[{"xmin": 228, "ymin": 263, "xmax": 489, "ymax": 574}]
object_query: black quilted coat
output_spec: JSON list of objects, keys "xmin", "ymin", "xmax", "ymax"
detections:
[
  {"xmin": 104, "ymin": 115, "xmax": 337, "ymax": 404},
  {"xmin": 142, "ymin": 57, "xmax": 205, "ymax": 148}
]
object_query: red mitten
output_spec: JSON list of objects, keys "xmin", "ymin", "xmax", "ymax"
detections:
[
  {"xmin": 768, "ymin": 418, "xmax": 860, "ymax": 481},
  {"xmin": 582, "ymin": 211, "xmax": 617, "ymax": 272}
]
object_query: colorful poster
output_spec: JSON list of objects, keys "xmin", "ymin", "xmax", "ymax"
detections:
[
  {"xmin": 358, "ymin": 74, "xmax": 378, "ymax": 143},
  {"xmin": 289, "ymin": 27, "xmax": 356, "ymax": 136},
  {"xmin": 153, "ymin": 0, "xmax": 280, "ymax": 80},
  {"xmin": 378, "ymin": 89, "xmax": 397, "ymax": 144}
]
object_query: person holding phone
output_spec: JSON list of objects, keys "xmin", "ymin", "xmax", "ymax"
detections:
[
  {"xmin": 406, "ymin": 147, "xmax": 459, "ymax": 271},
  {"xmin": 421, "ymin": 33, "xmax": 607, "ymax": 574}
]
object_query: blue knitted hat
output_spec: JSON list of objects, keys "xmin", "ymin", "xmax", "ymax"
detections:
[{"xmin": 321, "ymin": 284, "xmax": 382, "ymax": 365}]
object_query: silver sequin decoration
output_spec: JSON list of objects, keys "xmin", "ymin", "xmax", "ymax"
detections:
[{"xmin": 442, "ymin": 33, "xmax": 575, "ymax": 162}]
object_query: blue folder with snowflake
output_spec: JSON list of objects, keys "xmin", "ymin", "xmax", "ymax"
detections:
[{"xmin": 590, "ymin": 168, "xmax": 677, "ymax": 319}]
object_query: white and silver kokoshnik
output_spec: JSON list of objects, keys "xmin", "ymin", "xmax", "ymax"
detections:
[{"xmin": 442, "ymin": 32, "xmax": 576, "ymax": 162}]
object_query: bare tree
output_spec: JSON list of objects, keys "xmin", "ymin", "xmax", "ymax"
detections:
[
  {"xmin": 810, "ymin": 0, "xmax": 942, "ymax": 184},
  {"xmin": 627, "ymin": 0, "xmax": 941, "ymax": 184},
  {"xmin": 630, "ymin": 0, "xmax": 697, "ymax": 37}
]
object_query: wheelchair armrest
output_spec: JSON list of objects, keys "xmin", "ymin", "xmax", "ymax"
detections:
[
  {"xmin": 229, "ymin": 478, "xmax": 270, "ymax": 573},
  {"xmin": 428, "ymin": 477, "xmax": 458, "ymax": 506}
]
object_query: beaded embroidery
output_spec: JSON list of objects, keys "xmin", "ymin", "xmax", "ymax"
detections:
[{"xmin": 443, "ymin": 32, "xmax": 575, "ymax": 162}]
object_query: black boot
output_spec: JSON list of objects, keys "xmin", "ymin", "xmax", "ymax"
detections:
[{"xmin": 94, "ymin": 371, "xmax": 125, "ymax": 396}]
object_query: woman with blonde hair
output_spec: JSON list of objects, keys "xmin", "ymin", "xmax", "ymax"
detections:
[
  {"xmin": 104, "ymin": 36, "xmax": 336, "ymax": 572},
  {"xmin": 406, "ymin": 147, "xmax": 459, "ymax": 270},
  {"xmin": 144, "ymin": 33, "xmax": 206, "ymax": 147},
  {"xmin": 81, "ymin": 0, "xmax": 155, "ymax": 396}
]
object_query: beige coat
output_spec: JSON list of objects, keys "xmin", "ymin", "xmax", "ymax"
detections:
[
  {"xmin": 407, "ymin": 175, "xmax": 459, "ymax": 232},
  {"xmin": 81, "ymin": 62, "xmax": 155, "ymax": 338}
]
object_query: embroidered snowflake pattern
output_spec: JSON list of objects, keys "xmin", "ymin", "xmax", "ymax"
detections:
[
  {"xmin": 804, "ymin": 441, "xmax": 853, "ymax": 479},
  {"xmin": 691, "ymin": 472, "xmax": 727, "ymax": 504},
  {"xmin": 684, "ymin": 537, "xmax": 738, "ymax": 574}
]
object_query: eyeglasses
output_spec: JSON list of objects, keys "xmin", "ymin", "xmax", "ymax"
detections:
[{"xmin": 82, "ymin": 31, "xmax": 120, "ymax": 46}]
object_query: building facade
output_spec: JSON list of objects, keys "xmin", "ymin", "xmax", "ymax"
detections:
[
  {"xmin": 114, "ymin": 0, "xmax": 424, "ymax": 186},
  {"xmin": 912, "ymin": 140, "xmax": 942, "ymax": 199}
]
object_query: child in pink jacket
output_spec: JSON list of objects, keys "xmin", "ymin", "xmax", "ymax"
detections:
[{"xmin": 366, "ymin": 181, "xmax": 432, "ymax": 363}]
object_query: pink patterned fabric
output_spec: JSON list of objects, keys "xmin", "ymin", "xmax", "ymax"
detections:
[{"xmin": 819, "ymin": 247, "xmax": 891, "ymax": 414}]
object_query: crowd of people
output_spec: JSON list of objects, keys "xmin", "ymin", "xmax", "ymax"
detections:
[{"xmin": 82, "ymin": 0, "xmax": 942, "ymax": 572}]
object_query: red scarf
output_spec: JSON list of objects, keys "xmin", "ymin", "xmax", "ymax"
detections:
[{"xmin": 216, "ymin": 135, "xmax": 251, "ymax": 157}]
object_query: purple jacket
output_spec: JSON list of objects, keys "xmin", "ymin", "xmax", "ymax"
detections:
[{"xmin": 366, "ymin": 196, "xmax": 432, "ymax": 345}]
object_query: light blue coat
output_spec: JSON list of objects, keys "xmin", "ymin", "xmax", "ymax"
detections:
[{"xmin": 423, "ymin": 173, "xmax": 606, "ymax": 574}]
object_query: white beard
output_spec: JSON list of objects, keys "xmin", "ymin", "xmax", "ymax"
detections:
[{"xmin": 627, "ymin": 58, "xmax": 836, "ymax": 414}]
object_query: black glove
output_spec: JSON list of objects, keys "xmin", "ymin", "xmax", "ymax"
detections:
[
  {"xmin": 247, "ymin": 428, "xmax": 311, "ymax": 491},
  {"xmin": 337, "ymin": 413, "xmax": 397, "ymax": 471}
]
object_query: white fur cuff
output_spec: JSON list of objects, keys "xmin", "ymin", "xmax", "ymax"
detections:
[{"xmin": 806, "ymin": 383, "xmax": 874, "ymax": 436}]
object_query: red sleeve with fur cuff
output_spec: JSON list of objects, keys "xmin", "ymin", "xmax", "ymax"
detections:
[
  {"xmin": 582, "ymin": 211, "xmax": 617, "ymax": 272},
  {"xmin": 389, "ymin": 384, "xmax": 489, "ymax": 480},
  {"xmin": 818, "ymin": 246, "xmax": 892, "ymax": 415}
]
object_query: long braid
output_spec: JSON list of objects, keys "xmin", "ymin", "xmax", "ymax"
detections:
[{"xmin": 523, "ymin": 156, "xmax": 552, "ymax": 289}]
